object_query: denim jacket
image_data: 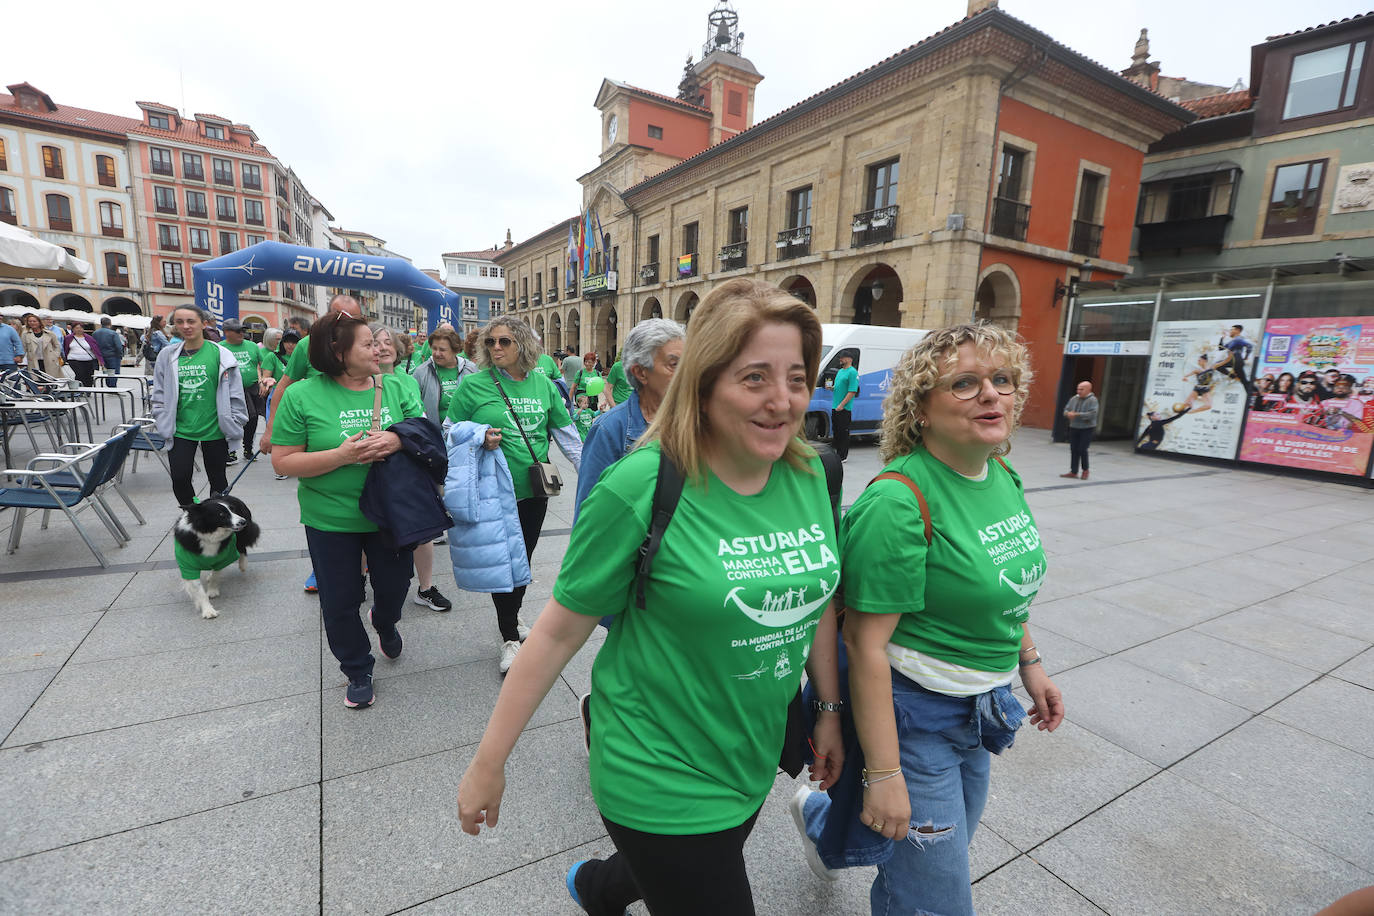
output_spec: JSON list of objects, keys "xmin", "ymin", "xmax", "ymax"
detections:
[
  {"xmin": 802, "ymin": 636, "xmax": 1026, "ymax": 869},
  {"xmin": 574, "ymin": 391, "xmax": 647, "ymax": 515}
]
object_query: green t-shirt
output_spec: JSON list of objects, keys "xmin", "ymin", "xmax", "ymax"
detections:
[
  {"xmin": 831, "ymin": 365, "xmax": 859, "ymax": 410},
  {"xmin": 259, "ymin": 347, "xmax": 284, "ymax": 381},
  {"xmin": 573, "ymin": 367, "xmax": 601, "ymax": 398},
  {"xmin": 174, "ymin": 533, "xmax": 239, "ymax": 580},
  {"xmin": 573, "ymin": 407, "xmax": 596, "ymax": 439},
  {"xmin": 607, "ymin": 361, "xmax": 632, "ymax": 404},
  {"xmin": 554, "ymin": 444, "xmax": 839, "ymax": 834},
  {"xmin": 436, "ymin": 365, "xmax": 460, "ymax": 415},
  {"xmin": 284, "ymin": 336, "xmax": 319, "ymax": 382},
  {"xmin": 445, "ymin": 369, "xmax": 572, "ymax": 500},
  {"xmin": 413, "ymin": 339, "xmax": 432, "ymax": 366},
  {"xmin": 221, "ymin": 339, "xmax": 261, "ymax": 388},
  {"xmin": 842, "ymin": 447, "xmax": 1045, "ymax": 673},
  {"xmin": 272, "ymin": 374, "xmax": 424, "ymax": 532},
  {"xmin": 533, "ymin": 353, "xmax": 562, "ymax": 381},
  {"xmin": 175, "ymin": 344, "xmax": 225, "ymax": 441},
  {"xmin": 388, "ymin": 365, "xmax": 421, "ymax": 400}
]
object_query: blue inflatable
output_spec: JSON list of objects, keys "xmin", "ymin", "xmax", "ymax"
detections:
[{"xmin": 192, "ymin": 241, "xmax": 458, "ymax": 332}]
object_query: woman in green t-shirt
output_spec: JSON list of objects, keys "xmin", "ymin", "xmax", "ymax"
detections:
[
  {"xmin": 457, "ymin": 279, "xmax": 844, "ymax": 916},
  {"xmin": 444, "ymin": 317, "xmax": 582, "ymax": 673},
  {"xmin": 792, "ymin": 323, "xmax": 1064, "ymax": 916},
  {"xmin": 413, "ymin": 326, "xmax": 475, "ymax": 425},
  {"xmin": 271, "ymin": 311, "xmax": 425, "ymax": 710}
]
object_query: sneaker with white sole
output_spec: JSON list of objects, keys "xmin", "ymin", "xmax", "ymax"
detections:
[
  {"xmin": 225, "ymin": 451, "xmax": 239, "ymax": 465},
  {"xmin": 789, "ymin": 786, "xmax": 838, "ymax": 881},
  {"xmin": 369, "ymin": 607, "xmax": 402, "ymax": 660},
  {"xmin": 517, "ymin": 619, "xmax": 531, "ymax": 641},
  {"xmin": 413, "ymin": 586, "xmax": 453, "ymax": 612},
  {"xmin": 498, "ymin": 639, "xmax": 521, "ymax": 674},
  {"xmin": 344, "ymin": 675, "xmax": 374, "ymax": 709}
]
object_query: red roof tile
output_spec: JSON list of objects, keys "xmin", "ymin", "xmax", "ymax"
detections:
[
  {"xmin": 193, "ymin": 112, "xmax": 232, "ymax": 123},
  {"xmin": 442, "ymin": 249, "xmax": 504, "ymax": 260},
  {"xmin": 1180, "ymin": 90, "xmax": 1253, "ymax": 118},
  {"xmin": 1266, "ymin": 10, "xmax": 1371, "ymax": 41},
  {"xmin": 135, "ymin": 100, "xmax": 179, "ymax": 112},
  {"xmin": 0, "ymin": 92, "xmax": 141, "ymax": 136},
  {"xmin": 607, "ymin": 80, "xmax": 711, "ymax": 115},
  {"xmin": 128, "ymin": 121, "xmax": 274, "ymax": 156}
]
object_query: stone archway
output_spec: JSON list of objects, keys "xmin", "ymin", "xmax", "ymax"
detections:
[
  {"xmin": 840, "ymin": 264, "xmax": 902, "ymax": 326},
  {"xmin": 641, "ymin": 297, "xmax": 662, "ymax": 321},
  {"xmin": 102, "ymin": 296, "xmax": 142, "ymax": 316},
  {"xmin": 778, "ymin": 274, "xmax": 816, "ymax": 307},
  {"xmin": 50, "ymin": 292, "xmax": 94, "ymax": 313},
  {"xmin": 674, "ymin": 291, "xmax": 699, "ymax": 326},
  {"xmin": 974, "ymin": 265, "xmax": 1021, "ymax": 331},
  {"xmin": 534, "ymin": 314, "xmax": 546, "ymax": 349},
  {"xmin": 603, "ymin": 306, "xmax": 619, "ymax": 362},
  {"xmin": 549, "ymin": 312, "xmax": 563, "ymax": 352},
  {"xmin": 567, "ymin": 308, "xmax": 581, "ymax": 354},
  {"xmin": 0, "ymin": 289, "xmax": 41, "ymax": 310}
]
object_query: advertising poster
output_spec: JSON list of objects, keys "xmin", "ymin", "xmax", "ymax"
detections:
[
  {"xmin": 1238, "ymin": 317, "xmax": 1374, "ymax": 476},
  {"xmin": 1136, "ymin": 319, "xmax": 1259, "ymax": 459}
]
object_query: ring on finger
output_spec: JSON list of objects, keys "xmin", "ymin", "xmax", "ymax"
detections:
[{"xmin": 870, "ymin": 821, "xmax": 884, "ymax": 832}]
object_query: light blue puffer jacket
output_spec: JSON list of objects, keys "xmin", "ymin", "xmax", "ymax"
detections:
[{"xmin": 444, "ymin": 421, "xmax": 531, "ymax": 593}]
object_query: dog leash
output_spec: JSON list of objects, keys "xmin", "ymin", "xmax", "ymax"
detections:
[{"xmin": 221, "ymin": 455, "xmax": 256, "ymax": 495}]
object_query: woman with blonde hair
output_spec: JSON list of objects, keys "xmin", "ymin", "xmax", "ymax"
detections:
[
  {"xmin": 458, "ymin": 278, "xmax": 845, "ymax": 916},
  {"xmin": 791, "ymin": 322, "xmax": 1063, "ymax": 916}
]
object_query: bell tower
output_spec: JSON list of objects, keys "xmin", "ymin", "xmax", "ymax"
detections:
[{"xmin": 689, "ymin": 2, "xmax": 763, "ymax": 146}]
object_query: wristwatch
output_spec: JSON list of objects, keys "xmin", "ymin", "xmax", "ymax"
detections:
[{"xmin": 811, "ymin": 699, "xmax": 844, "ymax": 714}]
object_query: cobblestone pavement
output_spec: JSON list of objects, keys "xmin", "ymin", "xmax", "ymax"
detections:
[{"xmin": 1, "ymin": 427, "xmax": 1370, "ymax": 915}]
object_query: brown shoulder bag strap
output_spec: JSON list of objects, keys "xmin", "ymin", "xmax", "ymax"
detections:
[
  {"xmin": 369, "ymin": 374, "xmax": 384, "ymax": 434},
  {"xmin": 870, "ymin": 472, "xmax": 932, "ymax": 546}
]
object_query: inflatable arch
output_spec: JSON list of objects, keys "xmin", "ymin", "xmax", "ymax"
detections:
[{"xmin": 193, "ymin": 241, "xmax": 458, "ymax": 332}]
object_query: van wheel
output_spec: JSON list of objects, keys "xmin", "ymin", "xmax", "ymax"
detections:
[{"xmin": 805, "ymin": 413, "xmax": 828, "ymax": 440}]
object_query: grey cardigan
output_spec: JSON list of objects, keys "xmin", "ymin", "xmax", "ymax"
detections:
[{"xmin": 150, "ymin": 339, "xmax": 248, "ymax": 448}]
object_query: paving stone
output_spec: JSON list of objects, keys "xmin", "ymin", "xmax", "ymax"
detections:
[
  {"xmin": 981, "ymin": 719, "xmax": 1158, "ymax": 851},
  {"xmin": 1266, "ymin": 676, "xmax": 1374, "ymax": 758},
  {"xmin": 4, "ymin": 631, "xmax": 319, "ymax": 745},
  {"xmin": 1246, "ymin": 590, "xmax": 1374, "ymax": 643},
  {"xmin": 0, "ymin": 611, "xmax": 102, "ymax": 675},
  {"xmin": 1034, "ymin": 771, "xmax": 1372, "ymax": 916},
  {"xmin": 1333, "ymin": 648, "xmax": 1374, "ymax": 690},
  {"xmin": 0, "ymin": 571, "xmax": 132, "ymax": 622},
  {"xmin": 322, "ymin": 721, "xmax": 604, "ymax": 916},
  {"xmin": 0, "ymin": 666, "xmax": 55, "ymax": 741},
  {"xmin": 320, "ymin": 658, "xmax": 578, "ymax": 779},
  {"xmin": 74, "ymin": 595, "xmax": 319, "ymax": 665},
  {"xmin": 1029, "ymin": 594, "xmax": 1179, "ymax": 653},
  {"xmin": 318, "ymin": 603, "xmax": 508, "ymax": 689},
  {"xmin": 0, "ymin": 693, "xmax": 317, "ymax": 859},
  {"xmin": 1173, "ymin": 716, "xmax": 1374, "ymax": 867},
  {"xmin": 110, "ymin": 554, "xmax": 315, "ymax": 609},
  {"xmin": 1117, "ymin": 630, "xmax": 1316, "ymax": 713},
  {"xmin": 1048, "ymin": 657, "xmax": 1250, "ymax": 767},
  {"xmin": 0, "ymin": 785, "xmax": 319, "ymax": 915},
  {"xmin": 973, "ymin": 855, "xmax": 1108, "ymax": 915},
  {"xmin": 1020, "ymin": 625, "xmax": 1103, "ymax": 676},
  {"xmin": 1197, "ymin": 608, "xmax": 1368, "ymax": 672},
  {"xmin": 1085, "ymin": 577, "xmax": 1238, "ymax": 625}
]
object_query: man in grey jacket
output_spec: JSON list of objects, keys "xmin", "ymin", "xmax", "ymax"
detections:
[{"xmin": 1062, "ymin": 380, "xmax": 1098, "ymax": 480}]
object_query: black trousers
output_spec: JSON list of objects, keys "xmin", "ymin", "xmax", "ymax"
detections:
[
  {"xmin": 492, "ymin": 497, "xmax": 548, "ymax": 642},
  {"xmin": 831, "ymin": 407, "xmax": 852, "ymax": 459},
  {"xmin": 242, "ymin": 386, "xmax": 265, "ymax": 455},
  {"xmin": 68, "ymin": 359, "xmax": 97, "ymax": 387},
  {"xmin": 574, "ymin": 809, "xmax": 761, "ymax": 916},
  {"xmin": 305, "ymin": 526, "xmax": 414, "ymax": 681},
  {"xmin": 1068, "ymin": 426, "xmax": 1093, "ymax": 474},
  {"xmin": 168, "ymin": 437, "xmax": 229, "ymax": 505}
]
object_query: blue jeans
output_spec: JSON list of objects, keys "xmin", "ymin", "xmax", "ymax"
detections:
[{"xmin": 803, "ymin": 674, "xmax": 1024, "ymax": 916}]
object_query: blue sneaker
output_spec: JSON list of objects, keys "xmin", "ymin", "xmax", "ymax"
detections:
[
  {"xmin": 304, "ymin": 571, "xmax": 318, "ymax": 594},
  {"xmin": 344, "ymin": 675, "xmax": 374, "ymax": 709},
  {"xmin": 369, "ymin": 607, "xmax": 402, "ymax": 660},
  {"xmin": 565, "ymin": 861, "xmax": 628, "ymax": 915}
]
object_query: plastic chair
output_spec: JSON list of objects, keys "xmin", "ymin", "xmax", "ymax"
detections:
[
  {"xmin": 0, "ymin": 436, "xmax": 133, "ymax": 567},
  {"xmin": 123, "ymin": 416, "xmax": 171, "ymax": 473},
  {"xmin": 37, "ymin": 425, "xmax": 147, "ymax": 530}
]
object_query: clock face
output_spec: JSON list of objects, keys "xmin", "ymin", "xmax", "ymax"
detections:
[{"xmin": 607, "ymin": 114, "xmax": 618, "ymax": 143}]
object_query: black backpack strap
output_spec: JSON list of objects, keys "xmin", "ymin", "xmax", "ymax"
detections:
[
  {"xmin": 634, "ymin": 451, "xmax": 685, "ymax": 610},
  {"xmin": 813, "ymin": 442, "xmax": 843, "ymax": 531}
]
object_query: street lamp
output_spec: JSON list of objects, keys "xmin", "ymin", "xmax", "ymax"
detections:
[{"xmin": 1052, "ymin": 258, "xmax": 1094, "ymax": 307}]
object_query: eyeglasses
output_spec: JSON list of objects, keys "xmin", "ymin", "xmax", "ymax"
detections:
[
  {"xmin": 943, "ymin": 370, "xmax": 1017, "ymax": 400},
  {"xmin": 484, "ymin": 336, "xmax": 514, "ymax": 349}
]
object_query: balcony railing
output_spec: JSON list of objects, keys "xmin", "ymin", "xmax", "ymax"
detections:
[
  {"xmin": 49, "ymin": 217, "xmax": 73, "ymax": 232},
  {"xmin": 187, "ymin": 205, "xmax": 208, "ymax": 219},
  {"xmin": 1135, "ymin": 215, "xmax": 1232, "ymax": 256},
  {"xmin": 243, "ymin": 178, "xmax": 262, "ymax": 192},
  {"xmin": 676, "ymin": 253, "xmax": 698, "ymax": 279},
  {"xmin": 150, "ymin": 162, "xmax": 172, "ymax": 177},
  {"xmin": 0, "ymin": 209, "xmax": 18, "ymax": 225},
  {"xmin": 101, "ymin": 225, "xmax": 124, "ymax": 238},
  {"xmin": 532, "ymin": 294, "xmax": 542, "ymax": 306},
  {"xmin": 775, "ymin": 225, "xmax": 812, "ymax": 260},
  {"xmin": 213, "ymin": 171, "xmax": 234, "ymax": 186},
  {"xmin": 184, "ymin": 166, "xmax": 205, "ymax": 182},
  {"xmin": 851, "ymin": 205, "xmax": 898, "ymax": 247},
  {"xmin": 159, "ymin": 239, "xmax": 180, "ymax": 252},
  {"xmin": 1070, "ymin": 220, "xmax": 1102, "ymax": 258},
  {"xmin": 108, "ymin": 270, "xmax": 129, "ymax": 288},
  {"xmin": 155, "ymin": 202, "xmax": 177, "ymax": 215},
  {"xmin": 990, "ymin": 197, "xmax": 1030, "ymax": 241},
  {"xmin": 190, "ymin": 242, "xmax": 211, "ymax": 255},
  {"xmin": 519, "ymin": 296, "xmax": 528, "ymax": 308},
  {"xmin": 718, "ymin": 241, "xmax": 747, "ymax": 272},
  {"xmin": 547, "ymin": 288, "xmax": 558, "ymax": 302},
  {"xmin": 639, "ymin": 262, "xmax": 659, "ymax": 284}
]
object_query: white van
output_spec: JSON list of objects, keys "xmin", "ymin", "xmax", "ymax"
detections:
[{"xmin": 805, "ymin": 324, "xmax": 929, "ymax": 440}]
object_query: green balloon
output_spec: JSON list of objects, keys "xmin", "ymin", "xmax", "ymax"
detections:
[{"xmin": 585, "ymin": 377, "xmax": 606, "ymax": 396}]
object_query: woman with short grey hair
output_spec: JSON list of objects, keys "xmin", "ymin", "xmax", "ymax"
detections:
[{"xmin": 574, "ymin": 318, "xmax": 685, "ymax": 513}]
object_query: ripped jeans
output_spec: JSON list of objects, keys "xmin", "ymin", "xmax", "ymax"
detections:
[{"xmin": 871, "ymin": 675, "xmax": 1023, "ymax": 916}]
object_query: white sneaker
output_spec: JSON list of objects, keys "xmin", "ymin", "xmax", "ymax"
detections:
[
  {"xmin": 517, "ymin": 618, "xmax": 531, "ymax": 641},
  {"xmin": 499, "ymin": 640, "xmax": 521, "ymax": 674},
  {"xmin": 789, "ymin": 787, "xmax": 838, "ymax": 882}
]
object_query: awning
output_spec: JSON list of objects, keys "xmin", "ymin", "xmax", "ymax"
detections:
[
  {"xmin": 0, "ymin": 221, "xmax": 93, "ymax": 281},
  {"xmin": 1142, "ymin": 160, "xmax": 1241, "ymax": 184}
]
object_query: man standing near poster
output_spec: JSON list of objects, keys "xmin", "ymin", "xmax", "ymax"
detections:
[
  {"xmin": 830, "ymin": 353, "xmax": 859, "ymax": 460},
  {"xmin": 1061, "ymin": 380, "xmax": 1098, "ymax": 479},
  {"xmin": 1218, "ymin": 325, "xmax": 1253, "ymax": 393}
]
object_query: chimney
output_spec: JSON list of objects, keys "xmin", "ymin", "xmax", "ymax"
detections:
[{"xmin": 967, "ymin": 0, "xmax": 998, "ymax": 15}]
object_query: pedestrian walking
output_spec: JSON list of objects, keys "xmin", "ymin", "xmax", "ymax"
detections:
[
  {"xmin": 792, "ymin": 322, "xmax": 1063, "ymax": 916},
  {"xmin": 219, "ymin": 319, "xmax": 265, "ymax": 463},
  {"xmin": 412, "ymin": 326, "xmax": 477, "ymax": 423},
  {"xmin": 0, "ymin": 315, "xmax": 23, "ymax": 373},
  {"xmin": 62, "ymin": 321, "xmax": 105, "ymax": 386},
  {"xmin": 1061, "ymin": 380, "xmax": 1098, "ymax": 479},
  {"xmin": 457, "ymin": 278, "xmax": 845, "ymax": 916},
  {"xmin": 443, "ymin": 316, "xmax": 582, "ymax": 674},
  {"xmin": 143, "ymin": 315, "xmax": 170, "ymax": 376},
  {"xmin": 370, "ymin": 322, "xmax": 454, "ymax": 614},
  {"xmin": 271, "ymin": 310, "xmax": 425, "ymax": 709},
  {"xmin": 830, "ymin": 352, "xmax": 859, "ymax": 460},
  {"xmin": 20, "ymin": 313, "xmax": 61, "ymax": 377},
  {"xmin": 92, "ymin": 317, "xmax": 126, "ymax": 386},
  {"xmin": 150, "ymin": 306, "xmax": 247, "ymax": 505}
]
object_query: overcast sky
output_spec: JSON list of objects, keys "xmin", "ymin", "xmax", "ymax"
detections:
[{"xmin": 6, "ymin": 0, "xmax": 1363, "ymax": 272}]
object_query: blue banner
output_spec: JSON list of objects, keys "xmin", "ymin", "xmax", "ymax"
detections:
[{"xmin": 192, "ymin": 241, "xmax": 458, "ymax": 333}]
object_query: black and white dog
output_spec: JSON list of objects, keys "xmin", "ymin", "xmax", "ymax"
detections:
[{"xmin": 173, "ymin": 495, "xmax": 261, "ymax": 619}]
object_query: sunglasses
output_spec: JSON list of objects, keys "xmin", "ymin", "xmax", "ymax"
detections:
[{"xmin": 485, "ymin": 336, "xmax": 514, "ymax": 349}]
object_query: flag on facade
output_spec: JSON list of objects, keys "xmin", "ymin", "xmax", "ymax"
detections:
[
  {"xmin": 594, "ymin": 210, "xmax": 607, "ymax": 266},
  {"xmin": 575, "ymin": 214, "xmax": 585, "ymax": 277},
  {"xmin": 567, "ymin": 220, "xmax": 578, "ymax": 274},
  {"xmin": 583, "ymin": 209, "xmax": 594, "ymax": 274}
]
